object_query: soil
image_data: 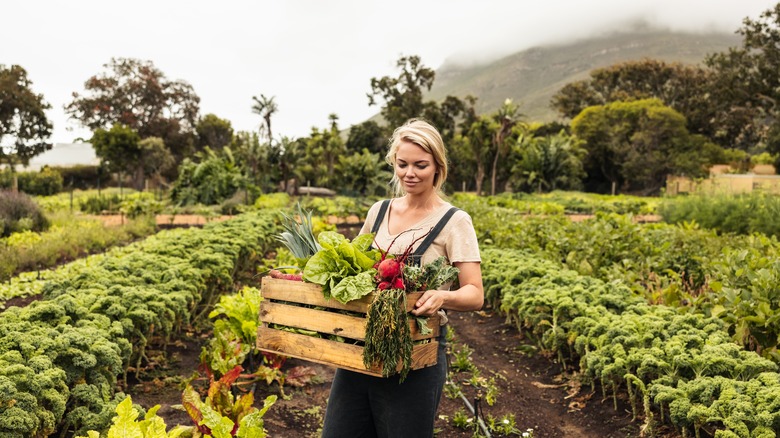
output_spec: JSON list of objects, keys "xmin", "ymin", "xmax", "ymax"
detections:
[{"xmin": 129, "ymin": 305, "xmax": 662, "ymax": 438}]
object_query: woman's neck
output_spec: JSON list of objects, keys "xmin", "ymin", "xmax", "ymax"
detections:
[{"xmin": 400, "ymin": 192, "xmax": 443, "ymax": 212}]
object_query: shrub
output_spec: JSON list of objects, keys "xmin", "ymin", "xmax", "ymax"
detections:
[
  {"xmin": 18, "ymin": 167, "xmax": 64, "ymax": 195},
  {"xmin": 0, "ymin": 168, "xmax": 64, "ymax": 196},
  {"xmin": 0, "ymin": 190, "xmax": 49, "ymax": 237},
  {"xmin": 52, "ymin": 165, "xmax": 113, "ymax": 190},
  {"xmin": 254, "ymin": 192, "xmax": 290, "ymax": 210},
  {"xmin": 79, "ymin": 194, "xmax": 123, "ymax": 214}
]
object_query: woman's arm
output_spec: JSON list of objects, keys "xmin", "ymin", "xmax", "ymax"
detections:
[{"xmin": 411, "ymin": 261, "xmax": 484, "ymax": 316}]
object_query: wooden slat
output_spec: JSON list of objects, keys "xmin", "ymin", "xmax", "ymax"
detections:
[
  {"xmin": 260, "ymin": 301, "xmax": 441, "ymax": 341},
  {"xmin": 261, "ymin": 301, "xmax": 367, "ymax": 340},
  {"xmin": 257, "ymin": 326, "xmax": 439, "ymax": 376},
  {"xmin": 261, "ymin": 276, "xmax": 426, "ymax": 313}
]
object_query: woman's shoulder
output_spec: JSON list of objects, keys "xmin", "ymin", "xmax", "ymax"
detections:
[
  {"xmin": 366, "ymin": 199, "xmax": 390, "ymax": 216},
  {"xmin": 363, "ymin": 199, "xmax": 391, "ymax": 226},
  {"xmin": 442, "ymin": 205, "xmax": 475, "ymax": 230}
]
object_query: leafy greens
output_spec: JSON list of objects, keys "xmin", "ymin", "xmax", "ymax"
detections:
[{"xmin": 302, "ymin": 231, "xmax": 381, "ymax": 303}]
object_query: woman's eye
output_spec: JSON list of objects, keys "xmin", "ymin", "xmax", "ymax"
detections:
[
  {"xmin": 417, "ymin": 165, "xmax": 428, "ymax": 170},
  {"xmin": 398, "ymin": 163, "xmax": 407, "ymax": 168}
]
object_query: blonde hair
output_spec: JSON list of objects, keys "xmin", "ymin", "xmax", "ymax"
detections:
[{"xmin": 386, "ymin": 119, "xmax": 449, "ymax": 196}]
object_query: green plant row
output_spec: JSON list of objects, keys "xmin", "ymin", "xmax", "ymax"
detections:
[
  {"xmin": 457, "ymin": 196, "xmax": 780, "ymax": 360},
  {"xmin": 452, "ymin": 191, "xmax": 660, "ymax": 216},
  {"xmin": 0, "ymin": 214, "xmax": 156, "ymax": 283},
  {"xmin": 659, "ymin": 192, "xmax": 780, "ymax": 238},
  {"xmin": 482, "ymin": 248, "xmax": 780, "ymax": 437},
  {"xmin": 253, "ymin": 192, "xmax": 379, "ymax": 219},
  {"xmin": 34, "ymin": 189, "xmax": 140, "ymax": 213},
  {"xmin": 0, "ymin": 211, "xmax": 280, "ymax": 437}
]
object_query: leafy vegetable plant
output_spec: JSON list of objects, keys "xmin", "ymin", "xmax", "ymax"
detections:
[{"xmin": 302, "ymin": 231, "xmax": 381, "ymax": 303}]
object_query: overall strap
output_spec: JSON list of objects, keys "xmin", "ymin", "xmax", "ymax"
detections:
[
  {"xmin": 409, "ymin": 207, "xmax": 460, "ymax": 266},
  {"xmin": 370, "ymin": 199, "xmax": 392, "ymax": 234}
]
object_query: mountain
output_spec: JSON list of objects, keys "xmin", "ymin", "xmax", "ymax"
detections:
[{"xmin": 426, "ymin": 30, "xmax": 742, "ymax": 122}]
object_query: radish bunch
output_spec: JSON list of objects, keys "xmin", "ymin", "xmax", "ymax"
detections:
[{"xmin": 375, "ymin": 257, "xmax": 405, "ymax": 290}]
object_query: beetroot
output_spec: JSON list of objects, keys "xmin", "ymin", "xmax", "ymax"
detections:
[
  {"xmin": 392, "ymin": 277, "xmax": 405, "ymax": 290},
  {"xmin": 377, "ymin": 281, "xmax": 391, "ymax": 290},
  {"xmin": 377, "ymin": 258, "xmax": 402, "ymax": 280}
]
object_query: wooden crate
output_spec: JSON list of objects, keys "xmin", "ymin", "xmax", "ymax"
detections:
[{"xmin": 257, "ymin": 276, "xmax": 440, "ymax": 376}]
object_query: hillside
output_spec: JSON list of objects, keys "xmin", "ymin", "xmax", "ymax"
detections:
[{"xmin": 427, "ymin": 30, "xmax": 742, "ymax": 122}]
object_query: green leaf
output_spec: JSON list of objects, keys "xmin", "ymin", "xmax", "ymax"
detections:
[
  {"xmin": 318, "ymin": 231, "xmax": 345, "ymax": 250},
  {"xmin": 415, "ymin": 316, "xmax": 433, "ymax": 335},
  {"xmin": 105, "ymin": 397, "xmax": 143, "ymax": 438},
  {"xmin": 200, "ymin": 403, "xmax": 236, "ymax": 438},
  {"xmin": 331, "ymin": 270, "xmax": 377, "ymax": 304},
  {"xmin": 352, "ymin": 233, "xmax": 375, "ymax": 252},
  {"xmin": 302, "ymin": 250, "xmax": 339, "ymax": 286}
]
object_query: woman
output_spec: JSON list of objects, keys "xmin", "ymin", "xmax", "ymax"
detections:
[{"xmin": 321, "ymin": 119, "xmax": 484, "ymax": 438}]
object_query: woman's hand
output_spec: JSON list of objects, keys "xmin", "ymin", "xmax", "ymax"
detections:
[
  {"xmin": 411, "ymin": 262, "xmax": 484, "ymax": 316},
  {"xmin": 412, "ymin": 290, "xmax": 447, "ymax": 316}
]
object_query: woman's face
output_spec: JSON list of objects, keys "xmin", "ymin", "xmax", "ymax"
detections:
[{"xmin": 395, "ymin": 140, "xmax": 438, "ymax": 195}]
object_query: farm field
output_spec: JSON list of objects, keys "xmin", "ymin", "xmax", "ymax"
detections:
[{"xmin": 2, "ymin": 192, "xmax": 780, "ymax": 437}]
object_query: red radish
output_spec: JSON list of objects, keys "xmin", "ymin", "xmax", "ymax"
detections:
[
  {"xmin": 377, "ymin": 258, "xmax": 401, "ymax": 280},
  {"xmin": 372, "ymin": 228, "xmax": 433, "ymax": 292}
]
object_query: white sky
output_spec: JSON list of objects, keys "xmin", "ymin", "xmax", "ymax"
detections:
[{"xmin": 2, "ymin": 0, "xmax": 777, "ymax": 145}]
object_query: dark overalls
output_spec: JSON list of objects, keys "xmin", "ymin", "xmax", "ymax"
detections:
[{"xmin": 321, "ymin": 200, "xmax": 459, "ymax": 438}]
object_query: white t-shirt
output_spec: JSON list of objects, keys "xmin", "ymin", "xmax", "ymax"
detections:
[{"xmin": 360, "ymin": 199, "xmax": 481, "ymax": 266}]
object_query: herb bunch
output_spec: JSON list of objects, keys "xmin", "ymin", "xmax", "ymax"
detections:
[{"xmin": 363, "ymin": 287, "xmax": 414, "ymax": 380}]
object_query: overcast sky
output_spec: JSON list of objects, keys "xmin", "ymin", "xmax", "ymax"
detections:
[{"xmin": 2, "ymin": 0, "xmax": 777, "ymax": 145}]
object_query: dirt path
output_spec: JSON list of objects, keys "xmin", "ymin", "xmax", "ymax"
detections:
[{"xmin": 442, "ymin": 310, "xmax": 640, "ymax": 437}]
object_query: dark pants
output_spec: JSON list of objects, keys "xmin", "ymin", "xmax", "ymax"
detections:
[{"xmin": 321, "ymin": 329, "xmax": 448, "ymax": 438}]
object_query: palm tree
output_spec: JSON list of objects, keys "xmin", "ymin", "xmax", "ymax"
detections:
[
  {"xmin": 251, "ymin": 94, "xmax": 278, "ymax": 143},
  {"xmin": 512, "ymin": 132, "xmax": 585, "ymax": 192}
]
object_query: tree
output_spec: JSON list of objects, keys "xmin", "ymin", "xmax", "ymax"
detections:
[
  {"xmin": 138, "ymin": 137, "xmax": 175, "ymax": 188},
  {"xmin": 89, "ymin": 124, "xmax": 141, "ymax": 186},
  {"xmin": 0, "ymin": 65, "xmax": 53, "ymax": 168},
  {"xmin": 334, "ymin": 149, "xmax": 392, "ymax": 196},
  {"xmin": 367, "ymin": 55, "xmax": 436, "ymax": 129},
  {"xmin": 196, "ymin": 114, "xmax": 234, "ymax": 150},
  {"xmin": 297, "ymin": 118, "xmax": 346, "ymax": 189},
  {"xmin": 490, "ymin": 99, "xmax": 523, "ymax": 196},
  {"xmin": 551, "ymin": 59, "xmax": 715, "ymax": 138},
  {"xmin": 251, "ymin": 94, "xmax": 277, "ymax": 143},
  {"xmin": 452, "ymin": 116, "xmax": 494, "ymax": 195},
  {"xmin": 346, "ymin": 120, "xmax": 386, "ymax": 155},
  {"xmin": 65, "ymin": 58, "xmax": 200, "ymax": 160},
  {"xmin": 571, "ymin": 99, "xmax": 716, "ymax": 194},
  {"xmin": 422, "ymin": 95, "xmax": 467, "ymax": 144},
  {"xmin": 510, "ymin": 132, "xmax": 585, "ymax": 193},
  {"xmin": 171, "ymin": 147, "xmax": 243, "ymax": 205},
  {"xmin": 705, "ymin": 3, "xmax": 780, "ymax": 158}
]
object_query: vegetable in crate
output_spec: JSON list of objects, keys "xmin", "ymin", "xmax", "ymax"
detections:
[
  {"xmin": 272, "ymin": 203, "xmax": 319, "ymax": 280},
  {"xmin": 276, "ymin": 203, "xmax": 321, "ymax": 262},
  {"xmin": 302, "ymin": 231, "xmax": 382, "ymax": 303}
]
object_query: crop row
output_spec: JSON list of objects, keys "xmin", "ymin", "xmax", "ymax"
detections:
[
  {"xmin": 457, "ymin": 194, "xmax": 780, "ymax": 361},
  {"xmin": 482, "ymin": 248, "xmax": 780, "ymax": 437},
  {"xmin": 0, "ymin": 211, "xmax": 280, "ymax": 437}
]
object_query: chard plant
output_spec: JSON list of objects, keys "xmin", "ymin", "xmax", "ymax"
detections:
[{"xmin": 182, "ymin": 365, "xmax": 277, "ymax": 437}]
